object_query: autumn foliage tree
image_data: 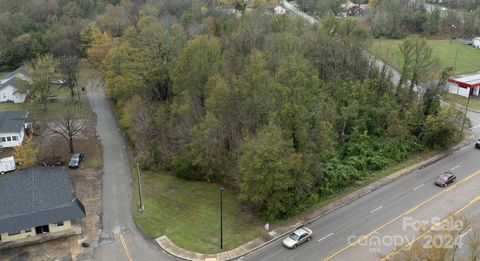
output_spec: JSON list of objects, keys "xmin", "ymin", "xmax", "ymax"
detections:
[
  {"xmin": 13, "ymin": 137, "xmax": 39, "ymax": 169},
  {"xmin": 95, "ymin": 4, "xmax": 463, "ymax": 220}
]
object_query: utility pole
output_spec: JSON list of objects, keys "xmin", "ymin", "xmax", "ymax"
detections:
[
  {"xmin": 137, "ymin": 161, "xmax": 144, "ymax": 212},
  {"xmin": 461, "ymin": 92, "xmax": 471, "ymax": 138},
  {"xmin": 454, "ymin": 49, "xmax": 460, "ymax": 95},
  {"xmin": 220, "ymin": 187, "xmax": 224, "ymax": 250}
]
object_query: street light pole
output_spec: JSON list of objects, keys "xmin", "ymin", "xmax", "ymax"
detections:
[
  {"xmin": 220, "ymin": 187, "xmax": 224, "ymax": 250},
  {"xmin": 137, "ymin": 161, "xmax": 144, "ymax": 212},
  {"xmin": 461, "ymin": 92, "xmax": 471, "ymax": 138}
]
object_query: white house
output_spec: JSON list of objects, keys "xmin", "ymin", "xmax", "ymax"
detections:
[
  {"xmin": 0, "ymin": 110, "xmax": 32, "ymax": 148},
  {"xmin": 0, "ymin": 71, "xmax": 30, "ymax": 104},
  {"xmin": 473, "ymin": 37, "xmax": 480, "ymax": 48},
  {"xmin": 274, "ymin": 6, "xmax": 286, "ymax": 15}
]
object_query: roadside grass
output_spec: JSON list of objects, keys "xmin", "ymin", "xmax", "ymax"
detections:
[
  {"xmin": 370, "ymin": 39, "xmax": 480, "ymax": 74},
  {"xmin": 132, "ymin": 171, "xmax": 263, "ymax": 254},
  {"xmin": 131, "ymin": 148, "xmax": 444, "ymax": 253},
  {"xmin": 442, "ymin": 92, "xmax": 480, "ymax": 111}
]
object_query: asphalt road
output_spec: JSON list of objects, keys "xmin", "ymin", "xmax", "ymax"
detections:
[
  {"xmin": 241, "ymin": 127, "xmax": 480, "ymax": 261},
  {"xmin": 87, "ymin": 80, "xmax": 175, "ymax": 261}
]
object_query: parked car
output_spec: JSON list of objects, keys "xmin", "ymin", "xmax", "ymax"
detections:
[
  {"xmin": 435, "ymin": 172, "xmax": 456, "ymax": 187},
  {"xmin": 475, "ymin": 139, "xmax": 480, "ymax": 149},
  {"xmin": 282, "ymin": 227, "xmax": 313, "ymax": 249},
  {"xmin": 38, "ymin": 156, "xmax": 64, "ymax": 167},
  {"xmin": 68, "ymin": 153, "xmax": 85, "ymax": 169}
]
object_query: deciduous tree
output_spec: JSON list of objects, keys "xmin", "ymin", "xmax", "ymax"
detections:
[
  {"xmin": 24, "ymin": 53, "xmax": 59, "ymax": 110},
  {"xmin": 13, "ymin": 136, "xmax": 39, "ymax": 169},
  {"xmin": 47, "ymin": 110, "xmax": 86, "ymax": 153}
]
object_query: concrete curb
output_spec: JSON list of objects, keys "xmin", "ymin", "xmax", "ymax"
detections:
[{"xmin": 155, "ymin": 133, "xmax": 475, "ymax": 261}]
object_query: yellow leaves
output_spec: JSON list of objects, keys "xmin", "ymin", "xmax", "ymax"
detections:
[
  {"xmin": 13, "ymin": 136, "xmax": 39, "ymax": 169},
  {"xmin": 84, "ymin": 23, "xmax": 118, "ymax": 71},
  {"xmin": 120, "ymin": 95, "xmax": 143, "ymax": 130}
]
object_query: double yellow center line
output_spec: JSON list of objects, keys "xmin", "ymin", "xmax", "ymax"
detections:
[
  {"xmin": 324, "ymin": 170, "xmax": 480, "ymax": 261},
  {"xmin": 381, "ymin": 195, "xmax": 480, "ymax": 260},
  {"xmin": 119, "ymin": 233, "xmax": 133, "ymax": 261}
]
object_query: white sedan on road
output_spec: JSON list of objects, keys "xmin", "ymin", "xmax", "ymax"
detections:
[{"xmin": 282, "ymin": 227, "xmax": 313, "ymax": 249}]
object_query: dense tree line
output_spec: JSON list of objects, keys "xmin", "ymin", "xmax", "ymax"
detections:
[
  {"xmin": 0, "ymin": 0, "xmax": 150, "ymax": 71},
  {"xmin": 368, "ymin": 0, "xmax": 480, "ymax": 38},
  {"xmin": 82, "ymin": 1, "xmax": 464, "ymax": 221},
  {"xmin": 0, "ymin": 0, "xmax": 465, "ymax": 221},
  {"xmin": 295, "ymin": 0, "xmax": 343, "ymax": 16},
  {"xmin": 427, "ymin": 0, "xmax": 480, "ymax": 11}
]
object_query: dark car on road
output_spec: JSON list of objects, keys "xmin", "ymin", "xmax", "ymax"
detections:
[
  {"xmin": 68, "ymin": 153, "xmax": 85, "ymax": 169},
  {"xmin": 475, "ymin": 139, "xmax": 480, "ymax": 149},
  {"xmin": 435, "ymin": 172, "xmax": 456, "ymax": 187}
]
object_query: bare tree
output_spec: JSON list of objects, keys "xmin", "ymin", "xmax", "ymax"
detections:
[{"xmin": 47, "ymin": 111, "xmax": 85, "ymax": 153}]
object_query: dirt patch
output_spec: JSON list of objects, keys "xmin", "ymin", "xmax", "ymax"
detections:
[
  {"xmin": 0, "ymin": 237, "xmax": 72, "ymax": 261},
  {"xmin": 68, "ymin": 168, "xmax": 103, "ymax": 260},
  {"xmin": 38, "ymin": 115, "xmax": 102, "ymax": 170}
]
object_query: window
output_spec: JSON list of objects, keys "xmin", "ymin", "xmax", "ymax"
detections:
[
  {"xmin": 8, "ymin": 230, "xmax": 20, "ymax": 236},
  {"xmin": 51, "ymin": 222, "xmax": 64, "ymax": 227},
  {"xmin": 7, "ymin": 137, "xmax": 11, "ymax": 141},
  {"xmin": 12, "ymin": 136, "xmax": 17, "ymax": 141},
  {"xmin": 1, "ymin": 137, "xmax": 5, "ymax": 142}
]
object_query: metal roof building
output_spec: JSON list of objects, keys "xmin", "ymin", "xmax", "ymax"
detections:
[
  {"xmin": 448, "ymin": 73, "xmax": 480, "ymax": 98},
  {"xmin": 0, "ymin": 167, "xmax": 85, "ymax": 234}
]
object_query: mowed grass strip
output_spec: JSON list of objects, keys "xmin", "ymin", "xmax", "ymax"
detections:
[
  {"xmin": 133, "ymin": 172, "xmax": 263, "ymax": 254},
  {"xmin": 442, "ymin": 92, "xmax": 480, "ymax": 111},
  {"xmin": 370, "ymin": 39, "xmax": 480, "ymax": 74}
]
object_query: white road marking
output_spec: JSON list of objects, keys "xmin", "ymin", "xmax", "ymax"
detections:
[
  {"xmin": 370, "ymin": 205, "xmax": 383, "ymax": 213},
  {"xmin": 318, "ymin": 233, "xmax": 334, "ymax": 242},
  {"xmin": 460, "ymin": 228, "xmax": 472, "ymax": 238},
  {"xmin": 412, "ymin": 184, "xmax": 424, "ymax": 191},
  {"xmin": 451, "ymin": 165, "xmax": 460, "ymax": 171}
]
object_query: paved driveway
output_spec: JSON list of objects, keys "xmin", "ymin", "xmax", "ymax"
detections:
[{"xmin": 87, "ymin": 79, "xmax": 175, "ymax": 261}]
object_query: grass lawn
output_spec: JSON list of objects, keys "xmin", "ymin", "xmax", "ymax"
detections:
[
  {"xmin": 0, "ymin": 85, "xmax": 91, "ymax": 121},
  {"xmin": 442, "ymin": 92, "xmax": 480, "ymax": 111},
  {"xmin": 370, "ymin": 39, "xmax": 480, "ymax": 75},
  {"xmin": 133, "ymin": 171, "xmax": 263, "ymax": 254},
  {"xmin": 0, "ymin": 67, "xmax": 101, "ymax": 169}
]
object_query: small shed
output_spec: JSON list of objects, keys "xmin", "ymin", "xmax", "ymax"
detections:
[
  {"xmin": 274, "ymin": 6, "xmax": 286, "ymax": 15},
  {"xmin": 473, "ymin": 37, "xmax": 480, "ymax": 48}
]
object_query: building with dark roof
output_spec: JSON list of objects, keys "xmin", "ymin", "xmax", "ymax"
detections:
[
  {"xmin": 0, "ymin": 167, "xmax": 85, "ymax": 243},
  {"xmin": 0, "ymin": 110, "xmax": 32, "ymax": 148}
]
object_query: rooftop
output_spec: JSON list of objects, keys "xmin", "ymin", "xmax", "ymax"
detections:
[
  {"xmin": 0, "ymin": 167, "xmax": 85, "ymax": 233},
  {"xmin": 0, "ymin": 110, "xmax": 29, "ymax": 133},
  {"xmin": 448, "ymin": 73, "xmax": 480, "ymax": 88}
]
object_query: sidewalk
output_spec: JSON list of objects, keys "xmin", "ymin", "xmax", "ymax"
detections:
[{"xmin": 156, "ymin": 133, "xmax": 475, "ymax": 261}]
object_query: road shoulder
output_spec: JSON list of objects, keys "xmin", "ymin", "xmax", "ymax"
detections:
[{"xmin": 157, "ymin": 133, "xmax": 475, "ymax": 261}]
